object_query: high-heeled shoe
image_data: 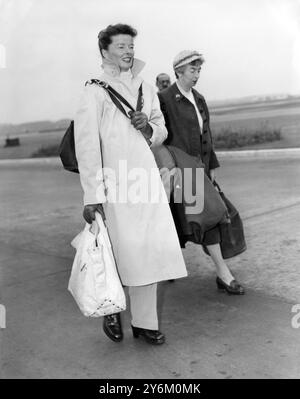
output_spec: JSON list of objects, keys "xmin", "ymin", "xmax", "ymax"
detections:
[
  {"xmin": 216, "ymin": 276, "xmax": 245, "ymax": 295},
  {"xmin": 103, "ymin": 313, "xmax": 123, "ymax": 342},
  {"xmin": 131, "ymin": 325, "xmax": 165, "ymax": 345}
]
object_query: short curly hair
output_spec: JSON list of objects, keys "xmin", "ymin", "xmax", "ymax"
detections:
[{"xmin": 98, "ymin": 24, "xmax": 137, "ymax": 57}]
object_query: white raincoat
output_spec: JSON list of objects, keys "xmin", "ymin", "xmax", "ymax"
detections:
[{"xmin": 74, "ymin": 59, "xmax": 187, "ymax": 286}]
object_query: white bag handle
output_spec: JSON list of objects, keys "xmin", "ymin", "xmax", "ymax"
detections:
[
  {"xmin": 95, "ymin": 211, "xmax": 106, "ymax": 232},
  {"xmin": 90, "ymin": 219, "xmax": 100, "ymax": 239},
  {"xmin": 88, "ymin": 212, "xmax": 101, "ymax": 243},
  {"xmin": 89, "ymin": 211, "xmax": 108, "ymax": 246}
]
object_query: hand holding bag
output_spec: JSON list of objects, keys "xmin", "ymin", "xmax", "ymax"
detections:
[
  {"xmin": 202, "ymin": 181, "xmax": 247, "ymax": 259},
  {"xmin": 68, "ymin": 212, "xmax": 126, "ymax": 317}
]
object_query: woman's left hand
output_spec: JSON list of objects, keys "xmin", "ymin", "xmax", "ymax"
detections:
[
  {"xmin": 130, "ymin": 111, "xmax": 153, "ymax": 141},
  {"xmin": 209, "ymin": 169, "xmax": 215, "ymax": 182},
  {"xmin": 130, "ymin": 111, "xmax": 149, "ymax": 131}
]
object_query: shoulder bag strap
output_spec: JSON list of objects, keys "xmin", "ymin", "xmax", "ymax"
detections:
[
  {"xmin": 136, "ymin": 84, "xmax": 144, "ymax": 112},
  {"xmin": 87, "ymin": 79, "xmax": 143, "ymax": 118}
]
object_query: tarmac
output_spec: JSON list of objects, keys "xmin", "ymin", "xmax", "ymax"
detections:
[{"xmin": 0, "ymin": 152, "xmax": 300, "ymax": 379}]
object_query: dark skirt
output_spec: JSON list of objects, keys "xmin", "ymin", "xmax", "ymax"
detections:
[
  {"xmin": 202, "ymin": 224, "xmax": 221, "ymax": 246},
  {"xmin": 170, "ymin": 200, "xmax": 221, "ymax": 248}
]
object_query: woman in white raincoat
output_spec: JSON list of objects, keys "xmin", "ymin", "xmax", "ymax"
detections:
[{"xmin": 74, "ymin": 24, "xmax": 187, "ymax": 345}]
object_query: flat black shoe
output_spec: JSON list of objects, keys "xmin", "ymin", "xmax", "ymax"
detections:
[
  {"xmin": 103, "ymin": 313, "xmax": 123, "ymax": 342},
  {"xmin": 216, "ymin": 276, "xmax": 245, "ymax": 295},
  {"xmin": 131, "ymin": 325, "xmax": 165, "ymax": 345}
]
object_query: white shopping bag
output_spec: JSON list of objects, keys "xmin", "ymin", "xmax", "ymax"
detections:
[{"xmin": 68, "ymin": 212, "xmax": 126, "ymax": 317}]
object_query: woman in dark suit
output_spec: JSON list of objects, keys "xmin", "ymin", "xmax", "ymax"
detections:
[{"xmin": 158, "ymin": 50, "xmax": 244, "ymax": 295}]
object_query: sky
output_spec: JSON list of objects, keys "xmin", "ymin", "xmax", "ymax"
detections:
[{"xmin": 0, "ymin": 0, "xmax": 300, "ymax": 124}]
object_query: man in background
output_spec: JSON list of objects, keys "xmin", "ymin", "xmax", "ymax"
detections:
[{"xmin": 156, "ymin": 73, "xmax": 171, "ymax": 92}]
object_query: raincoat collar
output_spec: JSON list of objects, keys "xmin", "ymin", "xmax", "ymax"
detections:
[{"xmin": 101, "ymin": 57, "xmax": 145, "ymax": 79}]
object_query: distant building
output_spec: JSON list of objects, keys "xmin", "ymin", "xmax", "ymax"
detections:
[{"xmin": 4, "ymin": 137, "xmax": 20, "ymax": 147}]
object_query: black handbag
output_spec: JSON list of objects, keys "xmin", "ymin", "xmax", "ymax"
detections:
[
  {"xmin": 59, "ymin": 120, "xmax": 78, "ymax": 173},
  {"xmin": 59, "ymin": 80, "xmax": 143, "ymax": 173},
  {"xmin": 202, "ymin": 181, "xmax": 247, "ymax": 259}
]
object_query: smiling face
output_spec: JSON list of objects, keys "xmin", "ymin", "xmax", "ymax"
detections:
[
  {"xmin": 176, "ymin": 60, "xmax": 202, "ymax": 90},
  {"xmin": 102, "ymin": 34, "xmax": 135, "ymax": 71}
]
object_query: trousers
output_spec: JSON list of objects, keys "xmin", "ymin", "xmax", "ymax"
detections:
[{"xmin": 128, "ymin": 283, "xmax": 158, "ymax": 330}]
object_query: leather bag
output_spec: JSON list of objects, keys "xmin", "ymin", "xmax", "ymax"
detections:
[{"xmin": 202, "ymin": 181, "xmax": 247, "ymax": 259}]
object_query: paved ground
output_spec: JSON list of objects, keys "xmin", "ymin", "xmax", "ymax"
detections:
[{"xmin": 0, "ymin": 155, "xmax": 300, "ymax": 379}]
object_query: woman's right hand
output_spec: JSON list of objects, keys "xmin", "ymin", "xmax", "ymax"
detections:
[{"xmin": 83, "ymin": 203, "xmax": 105, "ymax": 224}]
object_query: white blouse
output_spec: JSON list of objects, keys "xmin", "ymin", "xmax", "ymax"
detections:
[{"xmin": 176, "ymin": 82, "xmax": 203, "ymax": 134}]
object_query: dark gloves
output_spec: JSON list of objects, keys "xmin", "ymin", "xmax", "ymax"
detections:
[{"xmin": 83, "ymin": 203, "xmax": 105, "ymax": 224}]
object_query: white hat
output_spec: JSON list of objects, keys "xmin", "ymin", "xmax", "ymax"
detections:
[{"xmin": 173, "ymin": 50, "xmax": 205, "ymax": 70}]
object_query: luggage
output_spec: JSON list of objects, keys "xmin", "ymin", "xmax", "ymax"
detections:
[{"xmin": 202, "ymin": 181, "xmax": 247, "ymax": 259}]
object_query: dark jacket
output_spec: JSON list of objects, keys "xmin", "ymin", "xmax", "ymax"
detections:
[{"xmin": 158, "ymin": 83, "xmax": 220, "ymax": 175}]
